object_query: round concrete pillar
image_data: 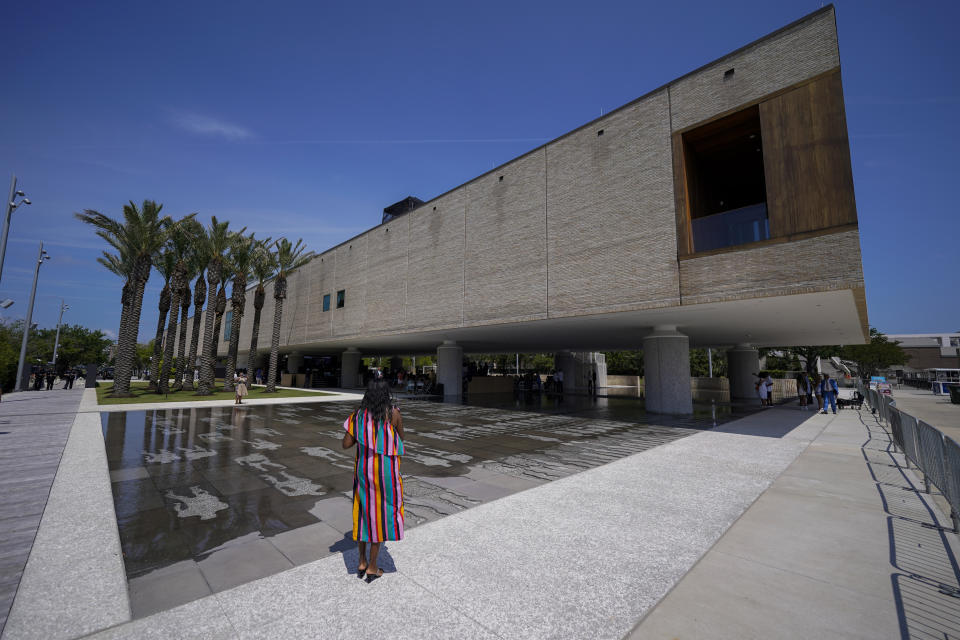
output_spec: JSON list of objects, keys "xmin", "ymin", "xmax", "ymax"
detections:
[
  {"xmin": 437, "ymin": 341, "xmax": 463, "ymax": 401},
  {"xmin": 643, "ymin": 325, "xmax": 692, "ymax": 415},
  {"xmin": 286, "ymin": 352, "xmax": 304, "ymax": 375},
  {"xmin": 389, "ymin": 356, "xmax": 403, "ymax": 373},
  {"xmin": 727, "ymin": 344, "xmax": 760, "ymax": 400},
  {"xmin": 340, "ymin": 348, "xmax": 362, "ymax": 389},
  {"xmin": 554, "ymin": 351, "xmax": 575, "ymax": 392}
]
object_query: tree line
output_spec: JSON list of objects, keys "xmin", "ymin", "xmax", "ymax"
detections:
[
  {"xmin": 77, "ymin": 200, "xmax": 311, "ymax": 398},
  {"xmin": 0, "ymin": 321, "xmax": 111, "ymax": 391}
]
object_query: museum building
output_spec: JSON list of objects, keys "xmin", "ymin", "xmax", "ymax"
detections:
[{"xmin": 200, "ymin": 5, "xmax": 867, "ymax": 414}]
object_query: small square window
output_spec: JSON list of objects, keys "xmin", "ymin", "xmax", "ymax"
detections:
[
  {"xmin": 322, "ymin": 294, "xmax": 330, "ymax": 312},
  {"xmin": 336, "ymin": 290, "xmax": 345, "ymax": 308}
]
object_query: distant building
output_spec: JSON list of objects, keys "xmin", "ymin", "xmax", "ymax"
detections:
[{"xmin": 887, "ymin": 333, "xmax": 960, "ymax": 382}]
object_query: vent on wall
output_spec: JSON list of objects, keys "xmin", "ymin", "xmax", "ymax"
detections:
[
  {"xmin": 723, "ymin": 68, "xmax": 735, "ymax": 81},
  {"xmin": 597, "ymin": 129, "xmax": 604, "ymax": 137}
]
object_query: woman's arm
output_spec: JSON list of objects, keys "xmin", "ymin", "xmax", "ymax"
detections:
[
  {"xmin": 342, "ymin": 431, "xmax": 356, "ymax": 449},
  {"xmin": 392, "ymin": 407, "xmax": 404, "ymax": 440}
]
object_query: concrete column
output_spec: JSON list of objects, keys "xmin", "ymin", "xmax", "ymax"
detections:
[
  {"xmin": 727, "ymin": 344, "xmax": 760, "ymax": 400},
  {"xmin": 340, "ymin": 348, "xmax": 361, "ymax": 389},
  {"xmin": 437, "ymin": 341, "xmax": 463, "ymax": 401},
  {"xmin": 594, "ymin": 352, "xmax": 608, "ymax": 388},
  {"xmin": 286, "ymin": 352, "xmax": 304, "ymax": 374},
  {"xmin": 643, "ymin": 325, "xmax": 692, "ymax": 415},
  {"xmin": 554, "ymin": 351, "xmax": 575, "ymax": 391},
  {"xmin": 389, "ymin": 356, "xmax": 403, "ymax": 372}
]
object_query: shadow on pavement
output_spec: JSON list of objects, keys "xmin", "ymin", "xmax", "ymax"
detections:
[
  {"xmin": 331, "ymin": 532, "xmax": 397, "ymax": 576},
  {"xmin": 858, "ymin": 410, "xmax": 960, "ymax": 639}
]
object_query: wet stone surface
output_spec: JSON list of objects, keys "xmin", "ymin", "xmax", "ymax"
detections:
[{"xmin": 102, "ymin": 397, "xmax": 750, "ymax": 617}]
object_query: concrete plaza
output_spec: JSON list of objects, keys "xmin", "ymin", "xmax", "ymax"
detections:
[{"xmin": 1, "ymin": 388, "xmax": 959, "ymax": 639}]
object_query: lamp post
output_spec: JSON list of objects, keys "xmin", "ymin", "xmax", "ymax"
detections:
[
  {"xmin": 15, "ymin": 242, "xmax": 50, "ymax": 391},
  {"xmin": 52, "ymin": 299, "xmax": 69, "ymax": 367},
  {"xmin": 1, "ymin": 174, "xmax": 32, "ymax": 285}
]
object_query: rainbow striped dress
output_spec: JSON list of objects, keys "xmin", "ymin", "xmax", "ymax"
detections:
[{"xmin": 343, "ymin": 409, "xmax": 405, "ymax": 542}]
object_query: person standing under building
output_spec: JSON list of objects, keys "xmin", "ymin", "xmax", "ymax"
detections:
[
  {"xmin": 555, "ymin": 369, "xmax": 564, "ymax": 394},
  {"xmin": 796, "ymin": 372, "xmax": 812, "ymax": 410},
  {"xmin": 820, "ymin": 373, "xmax": 839, "ymax": 414}
]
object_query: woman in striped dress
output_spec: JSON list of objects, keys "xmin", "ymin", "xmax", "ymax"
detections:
[{"xmin": 341, "ymin": 378, "xmax": 404, "ymax": 582}]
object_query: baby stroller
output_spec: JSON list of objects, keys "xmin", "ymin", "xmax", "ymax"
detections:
[{"xmin": 837, "ymin": 391, "xmax": 864, "ymax": 410}]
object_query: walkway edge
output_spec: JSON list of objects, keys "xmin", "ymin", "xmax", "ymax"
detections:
[{"xmin": 3, "ymin": 399, "xmax": 131, "ymax": 640}]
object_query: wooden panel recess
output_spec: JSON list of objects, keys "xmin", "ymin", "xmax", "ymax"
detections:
[{"xmin": 759, "ymin": 71, "xmax": 858, "ymax": 237}]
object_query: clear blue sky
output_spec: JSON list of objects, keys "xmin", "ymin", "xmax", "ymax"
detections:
[{"xmin": 1, "ymin": 0, "xmax": 956, "ymax": 344}]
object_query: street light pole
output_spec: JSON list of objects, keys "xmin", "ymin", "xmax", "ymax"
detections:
[
  {"xmin": 15, "ymin": 242, "xmax": 50, "ymax": 391},
  {"xmin": 0, "ymin": 174, "xmax": 32, "ymax": 286},
  {"xmin": 52, "ymin": 299, "xmax": 69, "ymax": 367}
]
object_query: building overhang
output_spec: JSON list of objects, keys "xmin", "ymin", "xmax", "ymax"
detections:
[{"xmin": 277, "ymin": 288, "xmax": 865, "ymax": 357}]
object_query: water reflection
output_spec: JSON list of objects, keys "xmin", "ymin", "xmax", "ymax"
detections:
[{"xmin": 102, "ymin": 397, "xmax": 739, "ymax": 615}]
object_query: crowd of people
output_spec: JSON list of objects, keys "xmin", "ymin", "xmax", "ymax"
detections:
[
  {"xmin": 755, "ymin": 370, "xmax": 847, "ymax": 415},
  {"xmin": 28, "ymin": 369, "xmax": 80, "ymax": 391}
]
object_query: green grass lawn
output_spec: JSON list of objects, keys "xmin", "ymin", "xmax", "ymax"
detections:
[{"xmin": 96, "ymin": 381, "xmax": 334, "ymax": 405}]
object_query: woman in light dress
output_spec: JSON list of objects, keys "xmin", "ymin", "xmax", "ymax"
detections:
[{"xmin": 235, "ymin": 372, "xmax": 248, "ymax": 404}]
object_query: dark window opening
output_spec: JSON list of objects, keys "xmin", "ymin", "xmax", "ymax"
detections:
[
  {"xmin": 724, "ymin": 68, "xmax": 735, "ymax": 80},
  {"xmin": 322, "ymin": 294, "xmax": 330, "ymax": 312},
  {"xmin": 682, "ymin": 105, "xmax": 768, "ymax": 252},
  {"xmin": 597, "ymin": 129, "xmax": 604, "ymax": 136},
  {"xmin": 336, "ymin": 290, "xmax": 345, "ymax": 308}
]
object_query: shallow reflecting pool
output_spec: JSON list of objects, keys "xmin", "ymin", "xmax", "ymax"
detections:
[{"xmin": 102, "ymin": 398, "xmax": 742, "ymax": 616}]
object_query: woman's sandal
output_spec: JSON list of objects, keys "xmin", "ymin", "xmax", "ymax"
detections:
[
  {"xmin": 356, "ymin": 565, "xmax": 367, "ymax": 578},
  {"xmin": 365, "ymin": 568, "xmax": 384, "ymax": 583}
]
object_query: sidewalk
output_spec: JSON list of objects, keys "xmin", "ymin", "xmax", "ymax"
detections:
[
  {"xmin": 3, "ymin": 394, "xmax": 959, "ymax": 638},
  {"xmin": 630, "ymin": 405, "xmax": 960, "ymax": 639}
]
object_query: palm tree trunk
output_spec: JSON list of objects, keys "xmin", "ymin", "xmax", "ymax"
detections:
[
  {"xmin": 247, "ymin": 286, "xmax": 265, "ymax": 381},
  {"xmin": 111, "ymin": 280, "xmax": 133, "ymax": 395},
  {"xmin": 198, "ymin": 267, "xmax": 221, "ymax": 395},
  {"xmin": 114, "ymin": 259, "xmax": 151, "ymax": 396},
  {"xmin": 224, "ymin": 276, "xmax": 246, "ymax": 392},
  {"xmin": 210, "ymin": 285, "xmax": 227, "ymax": 388},
  {"xmin": 149, "ymin": 285, "xmax": 171, "ymax": 390},
  {"xmin": 186, "ymin": 274, "xmax": 206, "ymax": 390},
  {"xmin": 159, "ymin": 272, "xmax": 184, "ymax": 394},
  {"xmin": 172, "ymin": 285, "xmax": 191, "ymax": 391},
  {"xmin": 148, "ymin": 309, "xmax": 167, "ymax": 389},
  {"xmin": 265, "ymin": 295, "xmax": 284, "ymax": 393}
]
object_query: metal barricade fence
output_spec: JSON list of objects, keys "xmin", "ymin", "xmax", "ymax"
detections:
[{"xmin": 860, "ymin": 382, "xmax": 960, "ymax": 533}]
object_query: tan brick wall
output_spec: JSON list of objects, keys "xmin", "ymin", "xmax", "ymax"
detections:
[
  {"xmin": 546, "ymin": 89, "xmax": 680, "ymax": 316},
  {"xmin": 364, "ymin": 215, "xmax": 409, "ymax": 333},
  {"xmin": 669, "ymin": 9, "xmax": 839, "ymax": 132},
  {"xmin": 679, "ymin": 229, "xmax": 864, "ymax": 306},
  {"xmin": 464, "ymin": 150, "xmax": 548, "ymax": 324},
  {"xmin": 405, "ymin": 188, "xmax": 466, "ymax": 330},
  {"xmin": 332, "ymin": 236, "xmax": 368, "ymax": 337}
]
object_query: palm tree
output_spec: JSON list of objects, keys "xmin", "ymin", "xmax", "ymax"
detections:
[
  {"xmin": 160, "ymin": 220, "xmax": 199, "ymax": 394},
  {"xmin": 172, "ymin": 273, "xmax": 192, "ymax": 391},
  {"xmin": 210, "ymin": 283, "xmax": 227, "ymax": 376},
  {"xmin": 265, "ymin": 238, "xmax": 311, "ymax": 392},
  {"xmin": 96, "ymin": 249, "xmax": 134, "ymax": 379},
  {"xmin": 148, "ymin": 250, "xmax": 175, "ymax": 390},
  {"xmin": 224, "ymin": 232, "xmax": 257, "ymax": 392},
  {"xmin": 246, "ymin": 239, "xmax": 276, "ymax": 383},
  {"xmin": 76, "ymin": 201, "xmax": 176, "ymax": 396},
  {"xmin": 197, "ymin": 217, "xmax": 235, "ymax": 395},
  {"xmin": 185, "ymin": 262, "xmax": 206, "ymax": 390}
]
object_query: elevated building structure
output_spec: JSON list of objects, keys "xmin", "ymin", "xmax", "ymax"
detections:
[{"xmin": 199, "ymin": 5, "xmax": 867, "ymax": 413}]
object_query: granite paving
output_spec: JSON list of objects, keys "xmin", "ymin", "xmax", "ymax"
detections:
[
  {"xmin": 0, "ymin": 389, "xmax": 83, "ymax": 636},
  {"xmin": 99, "ymin": 398, "xmax": 732, "ymax": 617}
]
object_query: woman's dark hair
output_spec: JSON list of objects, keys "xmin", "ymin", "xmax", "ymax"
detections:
[{"xmin": 357, "ymin": 379, "xmax": 392, "ymax": 424}]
